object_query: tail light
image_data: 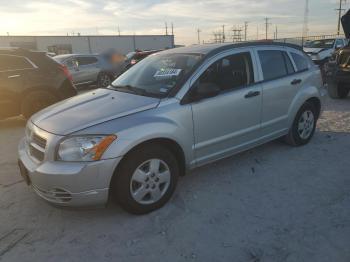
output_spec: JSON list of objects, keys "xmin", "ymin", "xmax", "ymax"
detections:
[{"xmin": 58, "ymin": 64, "xmax": 73, "ymax": 83}]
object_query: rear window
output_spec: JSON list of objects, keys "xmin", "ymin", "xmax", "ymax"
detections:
[
  {"xmin": 0, "ymin": 55, "xmax": 34, "ymax": 71},
  {"xmin": 258, "ymin": 50, "xmax": 292, "ymax": 81},
  {"xmin": 291, "ymin": 53, "xmax": 309, "ymax": 72}
]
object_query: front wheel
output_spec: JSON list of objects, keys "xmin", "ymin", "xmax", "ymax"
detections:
[
  {"xmin": 111, "ymin": 145, "xmax": 179, "ymax": 214},
  {"xmin": 285, "ymin": 102, "xmax": 317, "ymax": 146},
  {"xmin": 97, "ymin": 72, "xmax": 112, "ymax": 88}
]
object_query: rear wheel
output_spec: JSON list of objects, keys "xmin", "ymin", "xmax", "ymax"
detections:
[
  {"xmin": 21, "ymin": 90, "xmax": 58, "ymax": 119},
  {"xmin": 285, "ymin": 102, "xmax": 317, "ymax": 146},
  {"xmin": 328, "ymin": 82, "xmax": 349, "ymax": 99},
  {"xmin": 111, "ymin": 145, "xmax": 179, "ymax": 214}
]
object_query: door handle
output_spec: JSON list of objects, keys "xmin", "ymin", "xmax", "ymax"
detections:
[
  {"xmin": 291, "ymin": 79, "xmax": 302, "ymax": 85},
  {"xmin": 8, "ymin": 74, "xmax": 21, "ymax": 79},
  {"xmin": 245, "ymin": 91, "xmax": 260, "ymax": 98}
]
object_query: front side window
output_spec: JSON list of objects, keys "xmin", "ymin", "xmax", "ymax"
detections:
[
  {"xmin": 258, "ymin": 50, "xmax": 293, "ymax": 81},
  {"xmin": 335, "ymin": 39, "xmax": 344, "ymax": 48},
  {"xmin": 291, "ymin": 53, "xmax": 309, "ymax": 72},
  {"xmin": 0, "ymin": 55, "xmax": 34, "ymax": 71},
  {"xmin": 111, "ymin": 53, "xmax": 203, "ymax": 98},
  {"xmin": 196, "ymin": 52, "xmax": 254, "ymax": 92}
]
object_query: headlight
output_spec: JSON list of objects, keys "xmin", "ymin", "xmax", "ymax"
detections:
[{"xmin": 57, "ymin": 135, "xmax": 117, "ymax": 162}]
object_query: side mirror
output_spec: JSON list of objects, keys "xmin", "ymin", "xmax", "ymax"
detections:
[{"xmin": 192, "ymin": 82, "xmax": 221, "ymax": 101}]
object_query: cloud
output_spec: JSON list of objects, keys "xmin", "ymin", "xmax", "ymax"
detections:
[{"xmin": 0, "ymin": 0, "xmax": 348, "ymax": 44}]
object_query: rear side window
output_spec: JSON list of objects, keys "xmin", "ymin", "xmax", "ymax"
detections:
[
  {"xmin": 258, "ymin": 50, "xmax": 295, "ymax": 81},
  {"xmin": 291, "ymin": 53, "xmax": 309, "ymax": 72},
  {"xmin": 0, "ymin": 55, "xmax": 34, "ymax": 71},
  {"xmin": 76, "ymin": 56, "xmax": 98, "ymax": 66}
]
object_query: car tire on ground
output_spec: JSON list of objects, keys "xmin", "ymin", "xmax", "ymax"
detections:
[
  {"xmin": 285, "ymin": 102, "xmax": 317, "ymax": 146},
  {"xmin": 21, "ymin": 90, "xmax": 58, "ymax": 119},
  {"xmin": 328, "ymin": 82, "xmax": 350, "ymax": 99},
  {"xmin": 111, "ymin": 145, "xmax": 179, "ymax": 214},
  {"xmin": 97, "ymin": 72, "xmax": 113, "ymax": 88}
]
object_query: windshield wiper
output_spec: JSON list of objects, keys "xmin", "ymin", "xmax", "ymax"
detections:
[{"xmin": 109, "ymin": 84, "xmax": 162, "ymax": 98}]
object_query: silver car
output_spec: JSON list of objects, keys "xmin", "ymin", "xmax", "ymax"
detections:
[
  {"xmin": 18, "ymin": 42, "xmax": 326, "ymax": 214},
  {"xmin": 54, "ymin": 54, "xmax": 123, "ymax": 89}
]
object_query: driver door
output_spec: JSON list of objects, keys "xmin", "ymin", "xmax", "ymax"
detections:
[{"xmin": 190, "ymin": 50, "xmax": 262, "ymax": 166}]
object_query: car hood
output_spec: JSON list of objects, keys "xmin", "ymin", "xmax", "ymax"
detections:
[
  {"xmin": 31, "ymin": 88, "xmax": 160, "ymax": 135},
  {"xmin": 303, "ymin": 47, "xmax": 328, "ymax": 54},
  {"xmin": 342, "ymin": 9, "xmax": 350, "ymax": 39}
]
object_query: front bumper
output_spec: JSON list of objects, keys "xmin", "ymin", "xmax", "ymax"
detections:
[{"xmin": 18, "ymin": 138, "xmax": 121, "ymax": 207}]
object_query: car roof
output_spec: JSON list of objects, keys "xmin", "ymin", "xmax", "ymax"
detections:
[{"xmin": 160, "ymin": 41, "xmax": 303, "ymax": 58}]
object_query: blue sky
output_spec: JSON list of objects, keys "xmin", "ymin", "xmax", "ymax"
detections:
[{"xmin": 0, "ymin": 0, "xmax": 348, "ymax": 45}]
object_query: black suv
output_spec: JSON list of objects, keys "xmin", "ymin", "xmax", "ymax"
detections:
[
  {"xmin": 0, "ymin": 48, "xmax": 77, "ymax": 119},
  {"xmin": 326, "ymin": 10, "xmax": 350, "ymax": 99}
]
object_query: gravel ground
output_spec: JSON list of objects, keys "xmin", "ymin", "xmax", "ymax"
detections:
[{"xmin": 0, "ymin": 95, "xmax": 350, "ymax": 262}]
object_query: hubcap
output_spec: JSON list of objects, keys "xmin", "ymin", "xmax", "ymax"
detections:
[
  {"xmin": 130, "ymin": 159, "xmax": 171, "ymax": 205},
  {"xmin": 297, "ymin": 110, "xmax": 315, "ymax": 139}
]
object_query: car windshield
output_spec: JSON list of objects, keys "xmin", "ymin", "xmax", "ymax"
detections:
[
  {"xmin": 110, "ymin": 52, "xmax": 203, "ymax": 98},
  {"xmin": 305, "ymin": 39, "xmax": 335, "ymax": 49}
]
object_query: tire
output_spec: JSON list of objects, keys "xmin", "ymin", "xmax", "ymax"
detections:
[
  {"xmin": 21, "ymin": 90, "xmax": 58, "ymax": 119},
  {"xmin": 284, "ymin": 102, "xmax": 317, "ymax": 146},
  {"xmin": 328, "ymin": 82, "xmax": 349, "ymax": 99},
  {"xmin": 111, "ymin": 145, "xmax": 179, "ymax": 214},
  {"xmin": 97, "ymin": 72, "xmax": 112, "ymax": 88}
]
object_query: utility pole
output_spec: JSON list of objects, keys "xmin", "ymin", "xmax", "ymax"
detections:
[
  {"xmin": 222, "ymin": 25, "xmax": 226, "ymax": 43},
  {"xmin": 264, "ymin": 17, "xmax": 270, "ymax": 40},
  {"xmin": 302, "ymin": 0, "xmax": 309, "ymax": 38},
  {"xmin": 197, "ymin": 29, "xmax": 201, "ymax": 44},
  {"xmin": 244, "ymin": 21, "xmax": 249, "ymax": 41},
  {"xmin": 171, "ymin": 22, "xmax": 174, "ymax": 35},
  {"xmin": 117, "ymin": 25, "xmax": 121, "ymax": 36},
  {"xmin": 256, "ymin": 25, "xmax": 259, "ymax": 40},
  {"xmin": 275, "ymin": 25, "xmax": 278, "ymax": 40},
  {"xmin": 336, "ymin": 0, "xmax": 345, "ymax": 35}
]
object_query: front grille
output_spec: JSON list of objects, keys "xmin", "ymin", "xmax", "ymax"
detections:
[
  {"xmin": 29, "ymin": 145, "xmax": 45, "ymax": 161},
  {"xmin": 32, "ymin": 133, "xmax": 47, "ymax": 148},
  {"xmin": 33, "ymin": 185, "xmax": 72, "ymax": 203}
]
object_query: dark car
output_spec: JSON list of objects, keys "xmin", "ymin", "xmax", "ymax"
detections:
[
  {"xmin": 120, "ymin": 50, "xmax": 162, "ymax": 74},
  {"xmin": 0, "ymin": 48, "xmax": 77, "ymax": 119},
  {"xmin": 325, "ymin": 10, "xmax": 350, "ymax": 99}
]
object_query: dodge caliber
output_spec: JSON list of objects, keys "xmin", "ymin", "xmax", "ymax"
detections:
[{"xmin": 18, "ymin": 42, "xmax": 326, "ymax": 214}]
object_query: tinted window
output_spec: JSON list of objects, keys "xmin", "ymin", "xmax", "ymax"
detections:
[
  {"xmin": 76, "ymin": 56, "xmax": 98, "ymax": 66},
  {"xmin": 198, "ymin": 52, "xmax": 254, "ymax": 91},
  {"xmin": 0, "ymin": 55, "xmax": 34, "ymax": 71},
  {"xmin": 291, "ymin": 53, "xmax": 309, "ymax": 72},
  {"xmin": 259, "ymin": 50, "xmax": 293, "ymax": 81}
]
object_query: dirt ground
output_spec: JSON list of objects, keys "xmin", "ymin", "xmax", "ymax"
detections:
[{"xmin": 1, "ymin": 95, "xmax": 350, "ymax": 262}]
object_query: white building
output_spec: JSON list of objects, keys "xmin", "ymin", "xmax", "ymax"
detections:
[{"xmin": 0, "ymin": 35, "xmax": 175, "ymax": 55}]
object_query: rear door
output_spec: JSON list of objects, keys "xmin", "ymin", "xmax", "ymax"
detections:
[
  {"xmin": 254, "ymin": 47, "xmax": 303, "ymax": 137},
  {"xmin": 0, "ymin": 54, "xmax": 34, "ymax": 118}
]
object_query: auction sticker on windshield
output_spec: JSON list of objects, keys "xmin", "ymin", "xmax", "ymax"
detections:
[{"xmin": 154, "ymin": 69, "xmax": 182, "ymax": 78}]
